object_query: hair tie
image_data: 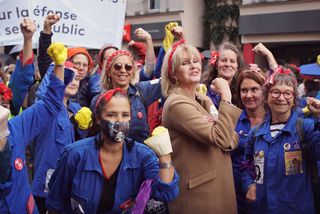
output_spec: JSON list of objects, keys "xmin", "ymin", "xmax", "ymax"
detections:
[
  {"xmin": 248, "ymin": 63, "xmax": 266, "ymax": 81},
  {"xmin": 266, "ymin": 65, "xmax": 296, "ymax": 85},
  {"xmin": 209, "ymin": 51, "xmax": 219, "ymax": 66}
]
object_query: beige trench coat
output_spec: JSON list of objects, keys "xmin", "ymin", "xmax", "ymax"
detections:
[{"xmin": 163, "ymin": 91, "xmax": 242, "ymax": 214}]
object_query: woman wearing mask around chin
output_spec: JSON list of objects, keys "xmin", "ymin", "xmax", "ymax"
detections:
[
  {"xmin": 161, "ymin": 40, "xmax": 242, "ymax": 213},
  {"xmin": 242, "ymin": 66, "xmax": 320, "ymax": 213},
  {"xmin": 46, "ymin": 88, "xmax": 179, "ymax": 214}
]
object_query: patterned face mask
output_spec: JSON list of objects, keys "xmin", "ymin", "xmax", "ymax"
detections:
[{"xmin": 100, "ymin": 119, "xmax": 130, "ymax": 143}]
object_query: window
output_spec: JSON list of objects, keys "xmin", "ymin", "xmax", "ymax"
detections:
[{"xmin": 149, "ymin": 0, "xmax": 160, "ymax": 11}]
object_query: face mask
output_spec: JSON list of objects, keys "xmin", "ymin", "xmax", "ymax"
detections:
[{"xmin": 100, "ymin": 119, "xmax": 130, "ymax": 143}]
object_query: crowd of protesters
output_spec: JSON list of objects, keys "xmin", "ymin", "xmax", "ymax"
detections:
[{"xmin": 0, "ymin": 13, "xmax": 320, "ymax": 214}]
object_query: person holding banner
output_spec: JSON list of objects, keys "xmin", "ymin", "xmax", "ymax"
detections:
[{"xmin": 0, "ymin": 31, "xmax": 72, "ymax": 213}]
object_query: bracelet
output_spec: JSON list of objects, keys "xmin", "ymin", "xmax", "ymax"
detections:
[
  {"xmin": 221, "ymin": 99, "xmax": 232, "ymax": 105},
  {"xmin": 159, "ymin": 161, "xmax": 173, "ymax": 169}
]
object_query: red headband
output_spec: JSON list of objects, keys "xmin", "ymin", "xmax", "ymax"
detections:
[
  {"xmin": 105, "ymin": 50, "xmax": 132, "ymax": 74},
  {"xmin": 98, "ymin": 44, "xmax": 118, "ymax": 69},
  {"xmin": 167, "ymin": 38, "xmax": 186, "ymax": 76},
  {"xmin": 95, "ymin": 88, "xmax": 126, "ymax": 110},
  {"xmin": 0, "ymin": 83, "xmax": 12, "ymax": 101},
  {"xmin": 209, "ymin": 51, "xmax": 219, "ymax": 66},
  {"xmin": 266, "ymin": 65, "xmax": 296, "ymax": 85},
  {"xmin": 289, "ymin": 63, "xmax": 301, "ymax": 73}
]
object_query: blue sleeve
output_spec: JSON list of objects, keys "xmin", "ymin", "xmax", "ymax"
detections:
[
  {"xmin": 37, "ymin": 65, "xmax": 75, "ymax": 101},
  {"xmin": 8, "ymin": 72, "xmax": 66, "ymax": 148},
  {"xmin": 241, "ymin": 129, "xmax": 256, "ymax": 194},
  {"xmin": 8, "ymin": 59, "xmax": 34, "ymax": 115},
  {"xmin": 46, "ymin": 149, "xmax": 74, "ymax": 212},
  {"xmin": 153, "ymin": 47, "xmax": 166, "ymax": 79},
  {"xmin": 87, "ymin": 73, "xmax": 102, "ymax": 103},
  {"xmin": 142, "ymin": 149, "xmax": 179, "ymax": 202},
  {"xmin": 136, "ymin": 80, "xmax": 162, "ymax": 107},
  {"xmin": 304, "ymin": 119, "xmax": 320, "ymax": 161},
  {"xmin": 38, "ymin": 31, "xmax": 53, "ymax": 79}
]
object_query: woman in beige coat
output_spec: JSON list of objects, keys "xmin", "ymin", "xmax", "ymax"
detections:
[{"xmin": 161, "ymin": 41, "xmax": 242, "ymax": 214}]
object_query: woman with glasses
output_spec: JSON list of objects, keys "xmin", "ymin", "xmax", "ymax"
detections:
[
  {"xmin": 242, "ymin": 66, "xmax": 320, "ymax": 213},
  {"xmin": 94, "ymin": 49, "xmax": 162, "ymax": 143}
]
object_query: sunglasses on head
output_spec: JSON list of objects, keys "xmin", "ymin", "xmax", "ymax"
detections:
[{"xmin": 113, "ymin": 63, "xmax": 133, "ymax": 71}]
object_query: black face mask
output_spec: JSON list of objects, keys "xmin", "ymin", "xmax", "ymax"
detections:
[{"xmin": 100, "ymin": 119, "xmax": 130, "ymax": 143}]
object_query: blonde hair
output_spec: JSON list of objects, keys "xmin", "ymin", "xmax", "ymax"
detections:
[
  {"xmin": 100, "ymin": 55, "xmax": 139, "ymax": 90},
  {"xmin": 161, "ymin": 44, "xmax": 201, "ymax": 98}
]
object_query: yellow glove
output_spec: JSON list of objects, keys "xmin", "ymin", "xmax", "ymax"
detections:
[
  {"xmin": 74, "ymin": 107, "xmax": 92, "ymax": 130},
  {"xmin": 196, "ymin": 84, "xmax": 208, "ymax": 95},
  {"xmin": 302, "ymin": 106, "xmax": 310, "ymax": 116},
  {"xmin": 317, "ymin": 55, "xmax": 320, "ymax": 65},
  {"xmin": 163, "ymin": 22, "xmax": 178, "ymax": 52},
  {"xmin": 144, "ymin": 126, "xmax": 172, "ymax": 156},
  {"xmin": 47, "ymin": 42, "xmax": 67, "ymax": 65}
]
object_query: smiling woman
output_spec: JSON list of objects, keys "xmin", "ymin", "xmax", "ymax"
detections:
[
  {"xmin": 202, "ymin": 42, "xmax": 244, "ymax": 108},
  {"xmin": 242, "ymin": 65, "xmax": 320, "ymax": 213},
  {"xmin": 161, "ymin": 42, "xmax": 242, "ymax": 213}
]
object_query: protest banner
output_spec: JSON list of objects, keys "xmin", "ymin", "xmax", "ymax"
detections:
[{"xmin": 0, "ymin": 0, "xmax": 126, "ymax": 49}]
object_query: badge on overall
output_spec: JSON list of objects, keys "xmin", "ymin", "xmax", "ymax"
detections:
[
  {"xmin": 254, "ymin": 150, "xmax": 265, "ymax": 184},
  {"xmin": 284, "ymin": 150, "xmax": 303, "ymax": 175}
]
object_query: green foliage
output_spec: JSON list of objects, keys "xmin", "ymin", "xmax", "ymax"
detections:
[{"xmin": 203, "ymin": 0, "xmax": 241, "ymax": 48}]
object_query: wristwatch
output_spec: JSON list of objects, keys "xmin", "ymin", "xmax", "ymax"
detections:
[{"xmin": 159, "ymin": 161, "xmax": 173, "ymax": 169}]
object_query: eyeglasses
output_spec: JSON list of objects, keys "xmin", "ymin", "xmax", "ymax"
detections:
[
  {"xmin": 73, "ymin": 62, "xmax": 88, "ymax": 69},
  {"xmin": 113, "ymin": 63, "xmax": 133, "ymax": 71},
  {"xmin": 269, "ymin": 89, "xmax": 294, "ymax": 99}
]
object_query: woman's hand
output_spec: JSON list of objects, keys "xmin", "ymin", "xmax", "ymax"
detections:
[
  {"xmin": 307, "ymin": 97, "xmax": 320, "ymax": 118},
  {"xmin": 43, "ymin": 13, "xmax": 60, "ymax": 34},
  {"xmin": 47, "ymin": 43, "xmax": 67, "ymax": 65},
  {"xmin": 246, "ymin": 184, "xmax": 257, "ymax": 203},
  {"xmin": 211, "ymin": 78, "xmax": 232, "ymax": 103}
]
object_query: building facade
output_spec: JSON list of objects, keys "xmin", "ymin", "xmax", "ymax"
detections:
[
  {"xmin": 124, "ymin": 0, "xmax": 204, "ymax": 49},
  {"xmin": 239, "ymin": 0, "xmax": 320, "ymax": 65}
]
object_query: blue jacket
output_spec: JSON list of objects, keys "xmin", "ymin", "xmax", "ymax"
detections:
[
  {"xmin": 46, "ymin": 135, "xmax": 179, "ymax": 213},
  {"xmin": 8, "ymin": 59, "xmax": 35, "ymax": 115},
  {"xmin": 232, "ymin": 110, "xmax": 251, "ymax": 212},
  {"xmin": 242, "ymin": 111, "xmax": 320, "ymax": 214},
  {"xmin": 0, "ymin": 72, "xmax": 66, "ymax": 214},
  {"xmin": 206, "ymin": 87, "xmax": 221, "ymax": 109},
  {"xmin": 91, "ymin": 80, "xmax": 162, "ymax": 143},
  {"xmin": 32, "ymin": 66, "xmax": 84, "ymax": 198}
]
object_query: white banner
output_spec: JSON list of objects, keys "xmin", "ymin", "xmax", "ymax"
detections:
[{"xmin": 0, "ymin": 0, "xmax": 127, "ymax": 49}]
